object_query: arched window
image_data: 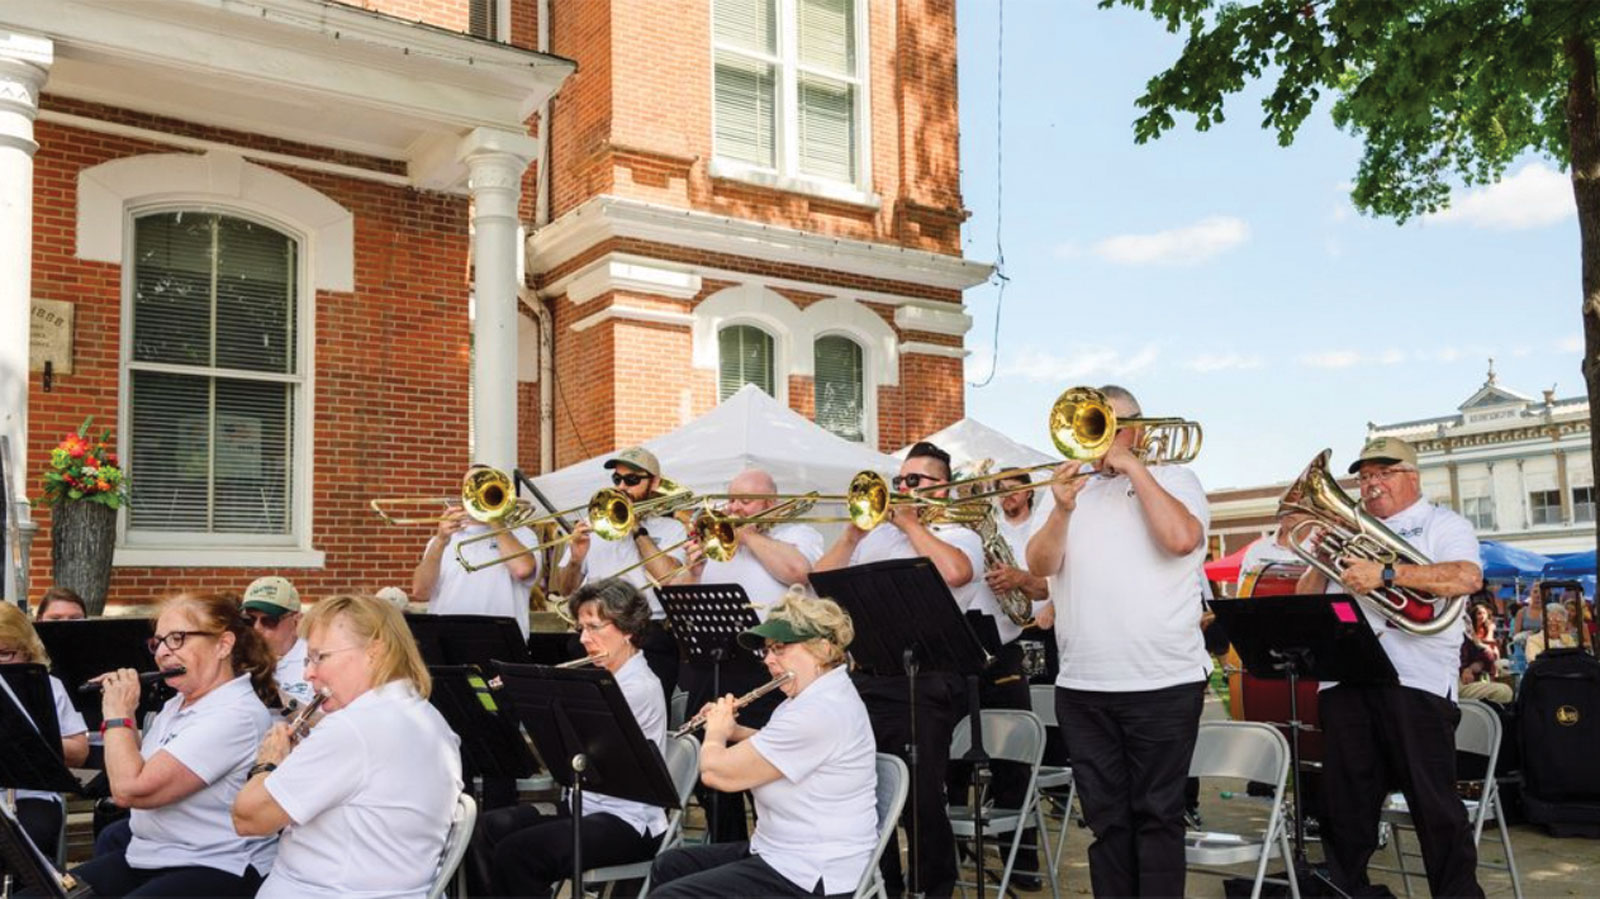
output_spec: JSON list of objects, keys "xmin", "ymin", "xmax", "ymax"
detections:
[
  {"xmin": 814, "ymin": 334, "xmax": 864, "ymax": 442},
  {"xmin": 719, "ymin": 324, "xmax": 775, "ymax": 400}
]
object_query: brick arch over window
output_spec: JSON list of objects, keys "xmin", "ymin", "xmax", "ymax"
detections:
[
  {"xmin": 692, "ymin": 283, "xmax": 802, "ymax": 404},
  {"xmin": 800, "ymin": 296, "xmax": 898, "ymax": 387},
  {"xmin": 77, "ymin": 151, "xmax": 354, "ymax": 292}
]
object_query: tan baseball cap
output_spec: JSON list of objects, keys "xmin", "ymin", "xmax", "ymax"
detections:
[
  {"xmin": 1348, "ymin": 436, "xmax": 1418, "ymax": 474},
  {"xmin": 603, "ymin": 446, "xmax": 661, "ymax": 477},
  {"xmin": 242, "ymin": 576, "xmax": 301, "ymax": 616}
]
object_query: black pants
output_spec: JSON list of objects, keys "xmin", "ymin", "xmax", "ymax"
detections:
[
  {"xmin": 1319, "ymin": 684, "xmax": 1484, "ymax": 898},
  {"xmin": 680, "ymin": 655, "xmax": 783, "ymax": 843},
  {"xmin": 466, "ymin": 802, "xmax": 662, "ymax": 899},
  {"xmin": 1056, "ymin": 681, "xmax": 1205, "ymax": 898},
  {"xmin": 16, "ymin": 798, "xmax": 63, "ymax": 867},
  {"xmin": 651, "ymin": 841, "xmax": 847, "ymax": 898},
  {"xmin": 855, "ymin": 671, "xmax": 963, "ymax": 899},
  {"xmin": 65, "ymin": 819, "xmax": 264, "ymax": 898},
  {"xmin": 946, "ymin": 641, "xmax": 1040, "ymax": 874}
]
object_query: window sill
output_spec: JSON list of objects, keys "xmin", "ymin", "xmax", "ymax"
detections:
[
  {"xmin": 708, "ymin": 158, "xmax": 881, "ymax": 210},
  {"xmin": 113, "ymin": 547, "xmax": 327, "ymax": 569}
]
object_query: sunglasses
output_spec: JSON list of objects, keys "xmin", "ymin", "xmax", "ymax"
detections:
[
  {"xmin": 611, "ymin": 472, "xmax": 650, "ymax": 487},
  {"xmin": 891, "ymin": 473, "xmax": 943, "ymax": 490},
  {"xmin": 246, "ymin": 612, "xmax": 285, "ymax": 629}
]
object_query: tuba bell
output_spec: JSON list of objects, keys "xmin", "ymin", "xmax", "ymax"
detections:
[{"xmin": 1276, "ymin": 449, "xmax": 1466, "ymax": 636}]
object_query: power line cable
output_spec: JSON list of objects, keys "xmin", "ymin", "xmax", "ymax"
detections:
[{"xmin": 969, "ymin": 0, "xmax": 1009, "ymax": 389}]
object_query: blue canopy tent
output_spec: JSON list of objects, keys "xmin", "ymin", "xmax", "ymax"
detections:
[
  {"xmin": 1478, "ymin": 541, "xmax": 1553, "ymax": 580},
  {"xmin": 1544, "ymin": 550, "xmax": 1596, "ymax": 577}
]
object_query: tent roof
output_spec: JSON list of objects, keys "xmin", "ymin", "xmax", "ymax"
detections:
[
  {"xmin": 529, "ymin": 385, "xmax": 897, "ymax": 512},
  {"xmin": 1204, "ymin": 538, "xmax": 1261, "ymax": 582},
  {"xmin": 1478, "ymin": 541, "xmax": 1552, "ymax": 580},
  {"xmin": 1544, "ymin": 550, "xmax": 1596, "ymax": 578},
  {"xmin": 894, "ymin": 418, "xmax": 1055, "ymax": 469}
]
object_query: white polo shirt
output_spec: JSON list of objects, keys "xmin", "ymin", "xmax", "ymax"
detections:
[
  {"xmin": 127, "ymin": 674, "xmax": 277, "ymax": 876},
  {"xmin": 698, "ymin": 522, "xmax": 825, "ymax": 619},
  {"xmin": 749, "ymin": 665, "xmax": 877, "ymax": 894},
  {"xmin": 426, "ymin": 522, "xmax": 541, "ymax": 637},
  {"xmin": 847, "ymin": 521, "xmax": 986, "ymax": 612},
  {"xmin": 560, "ymin": 516, "xmax": 688, "ymax": 618},
  {"xmin": 1046, "ymin": 465, "xmax": 1213, "ymax": 692},
  {"xmin": 579, "ymin": 652, "xmax": 667, "ymax": 836},
  {"xmin": 275, "ymin": 639, "xmax": 314, "ymax": 709},
  {"xmin": 1331, "ymin": 498, "xmax": 1479, "ymax": 701},
  {"xmin": 17, "ymin": 675, "xmax": 88, "ymax": 804},
  {"xmin": 259, "ymin": 679, "xmax": 463, "ymax": 899}
]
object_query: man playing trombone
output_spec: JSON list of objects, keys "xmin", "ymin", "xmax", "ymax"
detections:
[
  {"xmin": 551, "ymin": 446, "xmax": 687, "ymax": 699},
  {"xmin": 412, "ymin": 465, "xmax": 541, "ymax": 638},
  {"xmin": 676, "ymin": 468, "xmax": 824, "ymax": 843}
]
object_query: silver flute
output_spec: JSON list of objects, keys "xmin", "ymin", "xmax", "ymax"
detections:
[{"xmin": 672, "ymin": 671, "xmax": 794, "ymax": 737}]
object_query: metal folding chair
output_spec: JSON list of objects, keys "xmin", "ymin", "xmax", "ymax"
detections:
[
  {"xmin": 1185, "ymin": 721, "xmax": 1300, "ymax": 899},
  {"xmin": 426, "ymin": 792, "xmax": 477, "ymax": 899},
  {"xmin": 1028, "ymin": 683, "xmax": 1077, "ymax": 870},
  {"xmin": 570, "ymin": 733, "xmax": 701, "ymax": 898},
  {"xmin": 947, "ymin": 708, "xmax": 1058, "ymax": 899},
  {"xmin": 852, "ymin": 753, "xmax": 910, "ymax": 899}
]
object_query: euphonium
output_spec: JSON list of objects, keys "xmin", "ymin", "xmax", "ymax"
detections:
[
  {"xmin": 954, "ymin": 459, "xmax": 1036, "ymax": 627},
  {"xmin": 1276, "ymin": 449, "xmax": 1467, "ymax": 636}
]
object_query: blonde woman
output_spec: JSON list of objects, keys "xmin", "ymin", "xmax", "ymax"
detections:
[
  {"xmin": 651, "ymin": 594, "xmax": 877, "ymax": 899},
  {"xmin": 0, "ymin": 602, "xmax": 89, "ymax": 862},
  {"xmin": 233, "ymin": 594, "xmax": 463, "ymax": 899}
]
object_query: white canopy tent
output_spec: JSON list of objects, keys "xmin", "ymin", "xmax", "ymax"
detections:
[
  {"xmin": 895, "ymin": 417, "xmax": 1061, "ymax": 526},
  {"xmin": 528, "ymin": 384, "xmax": 898, "ymax": 515}
]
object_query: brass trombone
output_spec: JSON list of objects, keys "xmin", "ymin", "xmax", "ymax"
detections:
[
  {"xmin": 606, "ymin": 493, "xmax": 821, "ymax": 582},
  {"xmin": 370, "ymin": 466, "xmax": 527, "ymax": 525},
  {"xmin": 454, "ymin": 478, "xmax": 698, "ymax": 573}
]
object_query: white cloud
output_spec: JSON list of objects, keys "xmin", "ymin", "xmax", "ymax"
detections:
[
  {"xmin": 995, "ymin": 343, "xmax": 1161, "ymax": 383},
  {"xmin": 1090, "ymin": 216, "xmax": 1250, "ymax": 266},
  {"xmin": 1556, "ymin": 335, "xmax": 1584, "ymax": 353},
  {"xmin": 1186, "ymin": 353, "xmax": 1264, "ymax": 373},
  {"xmin": 1297, "ymin": 349, "xmax": 1411, "ymax": 369},
  {"xmin": 1051, "ymin": 242, "xmax": 1082, "ymax": 260},
  {"xmin": 1424, "ymin": 162, "xmax": 1574, "ymax": 230}
]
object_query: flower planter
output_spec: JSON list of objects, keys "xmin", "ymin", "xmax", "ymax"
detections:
[{"xmin": 51, "ymin": 499, "xmax": 117, "ymax": 615}]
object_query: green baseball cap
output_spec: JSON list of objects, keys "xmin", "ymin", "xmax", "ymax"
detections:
[{"xmin": 737, "ymin": 617, "xmax": 828, "ymax": 651}]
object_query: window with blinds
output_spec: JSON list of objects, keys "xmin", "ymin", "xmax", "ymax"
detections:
[
  {"xmin": 814, "ymin": 334, "xmax": 864, "ymax": 442},
  {"xmin": 713, "ymin": 0, "xmax": 861, "ymax": 185},
  {"xmin": 126, "ymin": 212, "xmax": 300, "ymax": 539},
  {"xmin": 469, "ymin": 0, "xmax": 500, "ymax": 40},
  {"xmin": 718, "ymin": 324, "xmax": 775, "ymax": 400}
]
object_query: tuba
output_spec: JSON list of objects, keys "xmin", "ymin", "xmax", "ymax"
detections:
[{"xmin": 1276, "ymin": 449, "xmax": 1466, "ymax": 636}]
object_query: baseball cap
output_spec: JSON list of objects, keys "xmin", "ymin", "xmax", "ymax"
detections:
[
  {"xmin": 242, "ymin": 576, "xmax": 301, "ymax": 616},
  {"xmin": 603, "ymin": 446, "xmax": 661, "ymax": 478},
  {"xmin": 1348, "ymin": 436, "xmax": 1419, "ymax": 474},
  {"xmin": 737, "ymin": 616, "xmax": 829, "ymax": 651}
]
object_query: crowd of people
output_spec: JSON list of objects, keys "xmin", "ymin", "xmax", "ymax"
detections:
[{"xmin": 8, "ymin": 380, "xmax": 1589, "ymax": 899}]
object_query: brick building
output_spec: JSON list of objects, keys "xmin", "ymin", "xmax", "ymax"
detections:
[{"xmin": 1, "ymin": 0, "xmax": 986, "ymax": 605}]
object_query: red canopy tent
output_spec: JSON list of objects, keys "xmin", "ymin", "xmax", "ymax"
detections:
[{"xmin": 1203, "ymin": 538, "xmax": 1261, "ymax": 583}]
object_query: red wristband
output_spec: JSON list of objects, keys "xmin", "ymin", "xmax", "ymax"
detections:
[{"xmin": 100, "ymin": 717, "xmax": 136, "ymax": 735}]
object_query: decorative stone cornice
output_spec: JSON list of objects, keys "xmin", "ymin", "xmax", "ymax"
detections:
[
  {"xmin": 570, "ymin": 304, "xmax": 697, "ymax": 333},
  {"xmin": 565, "ymin": 259, "xmax": 704, "ymax": 306},
  {"xmin": 899, "ymin": 341, "xmax": 969, "ymax": 359},
  {"xmin": 894, "ymin": 303, "xmax": 972, "ymax": 337},
  {"xmin": 0, "ymin": 30, "xmax": 52, "ymax": 155}
]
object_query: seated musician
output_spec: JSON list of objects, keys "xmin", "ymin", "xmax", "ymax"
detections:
[
  {"xmin": 232, "ymin": 594, "xmax": 463, "ymax": 898},
  {"xmin": 650, "ymin": 594, "xmax": 876, "ymax": 898},
  {"xmin": 0, "ymin": 602, "xmax": 89, "ymax": 862},
  {"xmin": 466, "ymin": 578, "xmax": 667, "ymax": 898},
  {"xmin": 34, "ymin": 585, "xmax": 88, "ymax": 620},
  {"xmin": 67, "ymin": 593, "xmax": 278, "ymax": 898}
]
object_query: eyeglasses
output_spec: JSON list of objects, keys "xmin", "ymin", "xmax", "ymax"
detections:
[
  {"xmin": 891, "ymin": 473, "xmax": 943, "ymax": 490},
  {"xmin": 1357, "ymin": 467, "xmax": 1414, "ymax": 485},
  {"xmin": 577, "ymin": 620, "xmax": 615, "ymax": 635},
  {"xmin": 760, "ymin": 642, "xmax": 795, "ymax": 658},
  {"xmin": 611, "ymin": 472, "xmax": 649, "ymax": 487},
  {"xmin": 246, "ymin": 612, "xmax": 285, "ymax": 629},
  {"xmin": 305, "ymin": 646, "xmax": 363, "ymax": 668},
  {"xmin": 146, "ymin": 630, "xmax": 220, "ymax": 654}
]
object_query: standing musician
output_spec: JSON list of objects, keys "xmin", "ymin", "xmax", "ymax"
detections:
[
  {"xmin": 67, "ymin": 593, "xmax": 278, "ymax": 898},
  {"xmin": 676, "ymin": 467, "xmax": 824, "ymax": 843},
  {"xmin": 466, "ymin": 579, "xmax": 667, "ymax": 899},
  {"xmin": 413, "ymin": 464, "xmax": 541, "ymax": 638},
  {"xmin": 232, "ymin": 594, "xmax": 463, "ymax": 898},
  {"xmin": 650, "ymin": 595, "xmax": 876, "ymax": 898},
  {"xmin": 0, "ymin": 602, "xmax": 89, "ymax": 863},
  {"xmin": 1025, "ymin": 385, "xmax": 1210, "ymax": 898},
  {"xmin": 1291, "ymin": 436, "xmax": 1484, "ymax": 898},
  {"xmin": 985, "ymin": 469, "xmax": 1058, "ymax": 677},
  {"xmin": 813, "ymin": 440, "xmax": 978, "ymax": 899},
  {"xmin": 552, "ymin": 446, "xmax": 687, "ymax": 699},
  {"xmin": 241, "ymin": 576, "xmax": 312, "ymax": 709}
]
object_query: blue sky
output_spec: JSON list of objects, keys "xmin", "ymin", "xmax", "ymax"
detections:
[{"xmin": 955, "ymin": 1, "xmax": 1584, "ymax": 490}]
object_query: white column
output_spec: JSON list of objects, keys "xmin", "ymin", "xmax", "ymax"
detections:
[
  {"xmin": 0, "ymin": 32, "xmax": 51, "ymax": 509},
  {"xmin": 458, "ymin": 128, "xmax": 539, "ymax": 473}
]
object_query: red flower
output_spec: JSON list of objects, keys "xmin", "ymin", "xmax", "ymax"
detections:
[
  {"xmin": 68, "ymin": 443, "xmax": 86, "ymax": 459},
  {"xmin": 96, "ymin": 479, "xmax": 110, "ymax": 491}
]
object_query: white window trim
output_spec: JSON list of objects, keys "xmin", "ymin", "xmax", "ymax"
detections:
[
  {"xmin": 717, "ymin": 320, "xmax": 788, "ymax": 407},
  {"xmin": 115, "ymin": 202, "xmax": 318, "ymax": 565},
  {"xmin": 812, "ymin": 329, "xmax": 876, "ymax": 447},
  {"xmin": 709, "ymin": 0, "xmax": 876, "ymax": 206}
]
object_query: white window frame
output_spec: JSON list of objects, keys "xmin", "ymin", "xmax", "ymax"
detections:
[
  {"xmin": 1574, "ymin": 485, "xmax": 1596, "ymax": 524},
  {"xmin": 709, "ymin": 0, "xmax": 877, "ymax": 207},
  {"xmin": 717, "ymin": 321, "xmax": 785, "ymax": 404},
  {"xmin": 1529, "ymin": 488, "xmax": 1564, "ymax": 527},
  {"xmin": 116, "ymin": 203, "xmax": 318, "ymax": 568},
  {"xmin": 812, "ymin": 330, "xmax": 873, "ymax": 445},
  {"xmin": 1462, "ymin": 495, "xmax": 1496, "ymax": 531}
]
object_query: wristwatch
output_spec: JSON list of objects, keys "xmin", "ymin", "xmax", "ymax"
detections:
[
  {"xmin": 1381, "ymin": 564, "xmax": 1396, "ymax": 588},
  {"xmin": 633, "ymin": 527, "xmax": 649, "ymax": 542},
  {"xmin": 248, "ymin": 762, "xmax": 278, "ymax": 778}
]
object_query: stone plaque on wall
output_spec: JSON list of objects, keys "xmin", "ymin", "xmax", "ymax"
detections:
[{"xmin": 30, "ymin": 298, "xmax": 73, "ymax": 374}]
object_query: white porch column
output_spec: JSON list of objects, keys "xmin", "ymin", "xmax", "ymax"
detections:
[
  {"xmin": 459, "ymin": 128, "xmax": 539, "ymax": 473},
  {"xmin": 0, "ymin": 32, "xmax": 51, "ymax": 509}
]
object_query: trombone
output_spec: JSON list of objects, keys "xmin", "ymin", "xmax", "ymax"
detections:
[
  {"xmin": 370, "ymin": 466, "xmax": 527, "ymax": 526},
  {"xmin": 606, "ymin": 493, "xmax": 821, "ymax": 583},
  {"xmin": 453, "ymin": 478, "xmax": 698, "ymax": 573},
  {"xmin": 909, "ymin": 385, "xmax": 1203, "ymax": 506}
]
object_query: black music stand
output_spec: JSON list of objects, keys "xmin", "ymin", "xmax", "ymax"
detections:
[
  {"xmin": 1, "ymin": 806, "xmax": 91, "ymax": 898},
  {"xmin": 427, "ymin": 665, "xmax": 540, "ymax": 807},
  {"xmin": 34, "ymin": 618, "xmax": 170, "ymax": 732},
  {"xmin": 812, "ymin": 557, "xmax": 992, "ymax": 898},
  {"xmin": 492, "ymin": 662, "xmax": 679, "ymax": 899},
  {"xmin": 406, "ymin": 613, "xmax": 532, "ymax": 669},
  {"xmin": 1209, "ymin": 595, "xmax": 1398, "ymax": 898},
  {"xmin": 1, "ymin": 669, "xmax": 89, "ymax": 897}
]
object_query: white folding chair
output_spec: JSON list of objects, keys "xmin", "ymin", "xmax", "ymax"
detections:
[
  {"xmin": 574, "ymin": 733, "xmax": 701, "ymax": 898},
  {"xmin": 853, "ymin": 753, "xmax": 910, "ymax": 899},
  {"xmin": 1029, "ymin": 683, "xmax": 1077, "ymax": 869},
  {"xmin": 1376, "ymin": 699, "xmax": 1523, "ymax": 899},
  {"xmin": 1185, "ymin": 721, "xmax": 1300, "ymax": 899},
  {"xmin": 426, "ymin": 792, "xmax": 477, "ymax": 899},
  {"xmin": 947, "ymin": 708, "xmax": 1058, "ymax": 899}
]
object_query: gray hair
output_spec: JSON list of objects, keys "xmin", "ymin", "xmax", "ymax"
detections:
[
  {"xmin": 1097, "ymin": 384, "xmax": 1142, "ymax": 415},
  {"xmin": 570, "ymin": 578, "xmax": 652, "ymax": 645}
]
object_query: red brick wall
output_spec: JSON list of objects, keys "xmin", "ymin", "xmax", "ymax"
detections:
[{"xmin": 26, "ymin": 114, "xmax": 474, "ymax": 607}]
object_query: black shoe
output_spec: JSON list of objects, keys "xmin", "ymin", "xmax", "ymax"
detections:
[
  {"xmin": 1010, "ymin": 872, "xmax": 1044, "ymax": 892},
  {"xmin": 1184, "ymin": 807, "xmax": 1204, "ymax": 830}
]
